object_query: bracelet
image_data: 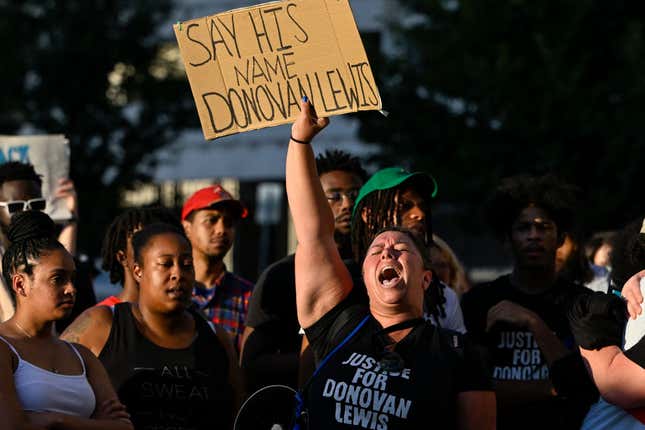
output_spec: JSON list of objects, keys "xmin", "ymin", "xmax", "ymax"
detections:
[{"xmin": 290, "ymin": 135, "xmax": 311, "ymax": 144}]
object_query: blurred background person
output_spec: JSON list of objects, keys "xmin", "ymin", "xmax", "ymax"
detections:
[
  {"xmin": 461, "ymin": 174, "xmax": 597, "ymax": 430},
  {"xmin": 430, "ymin": 234, "xmax": 472, "ymax": 297}
]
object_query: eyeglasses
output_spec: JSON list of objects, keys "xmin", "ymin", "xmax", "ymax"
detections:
[
  {"xmin": 0, "ymin": 198, "xmax": 47, "ymax": 215},
  {"xmin": 325, "ymin": 189, "xmax": 359, "ymax": 203}
]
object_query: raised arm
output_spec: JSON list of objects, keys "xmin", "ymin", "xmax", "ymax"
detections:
[{"xmin": 286, "ymin": 99, "xmax": 353, "ymax": 328}]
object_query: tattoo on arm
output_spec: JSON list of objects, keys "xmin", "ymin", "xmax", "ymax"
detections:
[{"xmin": 61, "ymin": 311, "xmax": 94, "ymax": 343}]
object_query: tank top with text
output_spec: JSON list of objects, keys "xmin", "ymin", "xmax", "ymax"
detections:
[{"xmin": 99, "ymin": 303, "xmax": 233, "ymax": 430}]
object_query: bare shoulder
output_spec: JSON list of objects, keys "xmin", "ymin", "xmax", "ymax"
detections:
[{"xmin": 60, "ymin": 305, "xmax": 114, "ymax": 355}]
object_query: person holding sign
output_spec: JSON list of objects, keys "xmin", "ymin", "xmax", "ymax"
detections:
[
  {"xmin": 0, "ymin": 211, "xmax": 132, "ymax": 430},
  {"xmin": 286, "ymin": 98, "xmax": 495, "ymax": 429}
]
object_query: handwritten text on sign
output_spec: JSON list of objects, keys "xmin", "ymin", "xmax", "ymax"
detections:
[{"xmin": 174, "ymin": 0, "xmax": 382, "ymax": 139}]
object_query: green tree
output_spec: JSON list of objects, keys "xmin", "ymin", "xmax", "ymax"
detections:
[
  {"xmin": 0, "ymin": 0, "xmax": 197, "ymax": 254},
  {"xmin": 359, "ymin": 0, "xmax": 645, "ymax": 232}
]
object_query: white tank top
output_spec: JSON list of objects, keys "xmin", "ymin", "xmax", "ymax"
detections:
[{"xmin": 0, "ymin": 336, "xmax": 96, "ymax": 417}]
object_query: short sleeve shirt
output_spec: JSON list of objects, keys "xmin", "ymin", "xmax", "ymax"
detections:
[
  {"xmin": 461, "ymin": 274, "xmax": 592, "ymax": 429},
  {"xmin": 302, "ymin": 299, "xmax": 491, "ymax": 430},
  {"xmin": 192, "ymin": 270, "xmax": 253, "ymax": 351}
]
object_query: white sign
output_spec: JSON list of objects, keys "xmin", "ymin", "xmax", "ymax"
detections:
[{"xmin": 0, "ymin": 135, "xmax": 71, "ymax": 221}]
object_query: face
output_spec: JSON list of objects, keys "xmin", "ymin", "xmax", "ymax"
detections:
[
  {"xmin": 134, "ymin": 232, "xmax": 194, "ymax": 313},
  {"xmin": 183, "ymin": 206, "xmax": 237, "ymax": 260},
  {"xmin": 362, "ymin": 230, "xmax": 431, "ymax": 315},
  {"xmin": 430, "ymin": 246, "xmax": 452, "ymax": 286},
  {"xmin": 14, "ymin": 248, "xmax": 76, "ymax": 320},
  {"xmin": 509, "ymin": 206, "xmax": 560, "ymax": 270},
  {"xmin": 320, "ymin": 170, "xmax": 363, "ymax": 235},
  {"xmin": 0, "ymin": 180, "xmax": 43, "ymax": 228},
  {"xmin": 593, "ymin": 243, "xmax": 612, "ymax": 267},
  {"xmin": 395, "ymin": 187, "xmax": 429, "ymax": 241},
  {"xmin": 555, "ymin": 234, "xmax": 574, "ymax": 274}
]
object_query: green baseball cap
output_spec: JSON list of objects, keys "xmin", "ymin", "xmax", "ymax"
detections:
[{"xmin": 352, "ymin": 167, "xmax": 438, "ymax": 217}]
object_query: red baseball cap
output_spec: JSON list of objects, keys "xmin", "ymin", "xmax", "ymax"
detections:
[{"xmin": 181, "ymin": 184, "xmax": 248, "ymax": 221}]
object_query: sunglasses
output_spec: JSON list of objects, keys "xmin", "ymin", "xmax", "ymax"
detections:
[{"xmin": 0, "ymin": 198, "xmax": 47, "ymax": 215}]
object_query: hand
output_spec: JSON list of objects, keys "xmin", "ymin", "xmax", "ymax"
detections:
[
  {"xmin": 622, "ymin": 270, "xmax": 645, "ymax": 319},
  {"xmin": 486, "ymin": 300, "xmax": 539, "ymax": 332},
  {"xmin": 291, "ymin": 97, "xmax": 329, "ymax": 143},
  {"xmin": 93, "ymin": 398, "xmax": 131, "ymax": 421},
  {"xmin": 54, "ymin": 178, "xmax": 78, "ymax": 217}
]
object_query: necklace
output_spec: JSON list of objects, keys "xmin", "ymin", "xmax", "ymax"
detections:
[
  {"xmin": 13, "ymin": 321, "xmax": 59, "ymax": 373},
  {"xmin": 14, "ymin": 321, "xmax": 33, "ymax": 339}
]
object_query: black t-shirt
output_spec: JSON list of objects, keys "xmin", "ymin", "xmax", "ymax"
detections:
[
  {"xmin": 99, "ymin": 303, "xmax": 233, "ymax": 430},
  {"xmin": 302, "ymin": 299, "xmax": 491, "ymax": 430},
  {"xmin": 461, "ymin": 274, "xmax": 594, "ymax": 430}
]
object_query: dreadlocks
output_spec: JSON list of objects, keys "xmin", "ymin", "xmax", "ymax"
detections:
[
  {"xmin": 351, "ymin": 188, "xmax": 401, "ymax": 264},
  {"xmin": 2, "ymin": 211, "xmax": 63, "ymax": 291},
  {"xmin": 101, "ymin": 207, "xmax": 182, "ymax": 285},
  {"xmin": 351, "ymin": 184, "xmax": 444, "ymax": 321},
  {"xmin": 0, "ymin": 161, "xmax": 43, "ymax": 187},
  {"xmin": 315, "ymin": 150, "xmax": 368, "ymax": 182}
]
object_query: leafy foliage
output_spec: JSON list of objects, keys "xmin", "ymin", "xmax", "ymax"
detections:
[
  {"xmin": 0, "ymin": 0, "xmax": 197, "ymax": 253},
  {"xmin": 359, "ymin": 0, "xmax": 645, "ymax": 233}
]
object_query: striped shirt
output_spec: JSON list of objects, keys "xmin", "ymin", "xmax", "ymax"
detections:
[{"xmin": 192, "ymin": 270, "xmax": 253, "ymax": 351}]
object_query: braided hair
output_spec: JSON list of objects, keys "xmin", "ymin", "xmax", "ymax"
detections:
[
  {"xmin": 351, "ymin": 188, "xmax": 402, "ymax": 265},
  {"xmin": 2, "ymin": 211, "xmax": 64, "ymax": 291},
  {"xmin": 100, "ymin": 207, "xmax": 182, "ymax": 285}
]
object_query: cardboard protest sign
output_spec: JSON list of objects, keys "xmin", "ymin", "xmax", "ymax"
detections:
[
  {"xmin": 0, "ymin": 135, "xmax": 71, "ymax": 222},
  {"xmin": 174, "ymin": 0, "xmax": 382, "ymax": 140}
]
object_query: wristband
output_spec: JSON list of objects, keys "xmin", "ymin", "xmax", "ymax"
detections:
[{"xmin": 290, "ymin": 135, "xmax": 311, "ymax": 144}]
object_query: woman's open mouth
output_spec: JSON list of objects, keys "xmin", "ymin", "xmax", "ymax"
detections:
[{"xmin": 378, "ymin": 265, "xmax": 402, "ymax": 288}]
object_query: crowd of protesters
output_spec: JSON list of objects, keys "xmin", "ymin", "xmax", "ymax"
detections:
[{"xmin": 0, "ymin": 99, "xmax": 643, "ymax": 430}]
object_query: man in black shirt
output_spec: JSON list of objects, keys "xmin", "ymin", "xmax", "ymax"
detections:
[
  {"xmin": 461, "ymin": 174, "xmax": 597, "ymax": 430},
  {"xmin": 241, "ymin": 150, "xmax": 367, "ymax": 391}
]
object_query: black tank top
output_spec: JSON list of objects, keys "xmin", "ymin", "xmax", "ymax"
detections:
[{"xmin": 99, "ymin": 303, "xmax": 233, "ymax": 430}]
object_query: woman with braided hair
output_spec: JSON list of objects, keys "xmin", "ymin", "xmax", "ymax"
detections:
[{"xmin": 0, "ymin": 211, "xmax": 132, "ymax": 430}]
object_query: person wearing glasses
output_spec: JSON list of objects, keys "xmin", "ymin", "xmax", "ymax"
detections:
[
  {"xmin": 241, "ymin": 150, "xmax": 368, "ymax": 393},
  {"xmin": 0, "ymin": 162, "xmax": 79, "ymax": 322},
  {"xmin": 286, "ymin": 99, "xmax": 495, "ymax": 430}
]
